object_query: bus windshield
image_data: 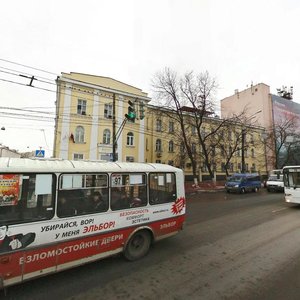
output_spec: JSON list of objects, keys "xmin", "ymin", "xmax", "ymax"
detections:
[{"xmin": 283, "ymin": 169, "xmax": 300, "ymax": 188}]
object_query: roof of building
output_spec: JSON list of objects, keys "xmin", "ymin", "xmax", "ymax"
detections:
[{"xmin": 59, "ymin": 72, "xmax": 150, "ymax": 101}]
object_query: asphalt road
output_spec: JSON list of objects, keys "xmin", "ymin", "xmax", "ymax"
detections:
[{"xmin": 3, "ymin": 189, "xmax": 300, "ymax": 300}]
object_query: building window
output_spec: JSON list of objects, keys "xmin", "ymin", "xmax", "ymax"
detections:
[
  {"xmin": 75, "ymin": 126, "xmax": 85, "ymax": 143},
  {"xmin": 211, "ymin": 145, "xmax": 216, "ymax": 156},
  {"xmin": 201, "ymin": 127, "xmax": 206, "ymax": 138},
  {"xmin": 104, "ymin": 103, "xmax": 112, "ymax": 118},
  {"xmin": 221, "ymin": 162, "xmax": 226, "ymax": 172},
  {"xmin": 156, "ymin": 139, "xmax": 162, "ymax": 152},
  {"xmin": 180, "ymin": 142, "xmax": 185, "ymax": 153},
  {"xmin": 103, "ymin": 129, "xmax": 111, "ymax": 144},
  {"xmin": 77, "ymin": 99, "xmax": 87, "ymax": 115},
  {"xmin": 169, "ymin": 121, "xmax": 174, "ymax": 133},
  {"xmin": 191, "ymin": 143, "xmax": 196, "ymax": 154},
  {"xmin": 168, "ymin": 140, "xmax": 174, "ymax": 152},
  {"xmin": 73, "ymin": 153, "xmax": 84, "ymax": 160},
  {"xmin": 126, "ymin": 156, "xmax": 134, "ymax": 162},
  {"xmin": 127, "ymin": 132, "xmax": 134, "ymax": 146},
  {"xmin": 156, "ymin": 119, "xmax": 162, "ymax": 132},
  {"xmin": 168, "ymin": 160, "xmax": 174, "ymax": 166}
]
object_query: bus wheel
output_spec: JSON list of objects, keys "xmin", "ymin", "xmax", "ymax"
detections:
[{"xmin": 124, "ymin": 230, "xmax": 152, "ymax": 261}]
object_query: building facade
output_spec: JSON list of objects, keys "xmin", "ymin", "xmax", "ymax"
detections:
[
  {"xmin": 54, "ymin": 73, "xmax": 151, "ymax": 162},
  {"xmin": 53, "ymin": 73, "xmax": 267, "ymax": 181},
  {"xmin": 221, "ymin": 83, "xmax": 300, "ymax": 170},
  {"xmin": 0, "ymin": 145, "xmax": 21, "ymax": 158},
  {"xmin": 145, "ymin": 105, "xmax": 267, "ymax": 181}
]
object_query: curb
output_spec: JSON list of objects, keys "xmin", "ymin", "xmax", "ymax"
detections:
[{"xmin": 186, "ymin": 188, "xmax": 225, "ymax": 195}]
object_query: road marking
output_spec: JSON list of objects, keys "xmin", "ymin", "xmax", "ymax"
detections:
[{"xmin": 272, "ymin": 207, "xmax": 288, "ymax": 213}]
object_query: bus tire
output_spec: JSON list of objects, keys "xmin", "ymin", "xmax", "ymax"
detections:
[{"xmin": 124, "ymin": 230, "xmax": 152, "ymax": 261}]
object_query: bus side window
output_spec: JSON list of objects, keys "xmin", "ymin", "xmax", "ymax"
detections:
[
  {"xmin": 57, "ymin": 192, "xmax": 77, "ymax": 217},
  {"xmin": 0, "ymin": 174, "xmax": 55, "ymax": 225},
  {"xmin": 149, "ymin": 173, "xmax": 176, "ymax": 205},
  {"xmin": 111, "ymin": 187, "xmax": 130, "ymax": 211},
  {"xmin": 110, "ymin": 173, "xmax": 147, "ymax": 211}
]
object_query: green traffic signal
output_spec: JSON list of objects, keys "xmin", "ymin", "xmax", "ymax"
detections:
[{"xmin": 125, "ymin": 100, "xmax": 136, "ymax": 121}]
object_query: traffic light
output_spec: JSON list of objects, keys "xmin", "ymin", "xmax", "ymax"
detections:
[
  {"xmin": 139, "ymin": 102, "xmax": 145, "ymax": 120},
  {"xmin": 125, "ymin": 100, "xmax": 136, "ymax": 121}
]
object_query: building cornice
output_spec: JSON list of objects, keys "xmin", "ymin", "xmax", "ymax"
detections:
[{"xmin": 57, "ymin": 77, "xmax": 151, "ymax": 103}]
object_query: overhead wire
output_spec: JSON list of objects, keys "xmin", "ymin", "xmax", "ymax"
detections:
[
  {"xmin": 0, "ymin": 58, "xmax": 183, "ymax": 148},
  {"xmin": 0, "ymin": 58, "xmax": 57, "ymax": 76}
]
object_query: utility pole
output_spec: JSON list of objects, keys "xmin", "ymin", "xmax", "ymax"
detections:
[
  {"xmin": 112, "ymin": 93, "xmax": 117, "ymax": 162},
  {"xmin": 241, "ymin": 128, "xmax": 246, "ymax": 173}
]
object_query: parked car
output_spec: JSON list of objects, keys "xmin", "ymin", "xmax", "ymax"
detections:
[
  {"xmin": 266, "ymin": 174, "xmax": 284, "ymax": 192},
  {"xmin": 225, "ymin": 173, "xmax": 261, "ymax": 194}
]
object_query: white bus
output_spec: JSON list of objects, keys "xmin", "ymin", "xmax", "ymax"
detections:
[
  {"xmin": 0, "ymin": 158, "xmax": 185, "ymax": 289},
  {"xmin": 283, "ymin": 166, "xmax": 300, "ymax": 203}
]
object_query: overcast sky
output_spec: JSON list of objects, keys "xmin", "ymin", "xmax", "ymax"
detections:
[{"xmin": 1, "ymin": 0, "xmax": 299, "ymax": 156}]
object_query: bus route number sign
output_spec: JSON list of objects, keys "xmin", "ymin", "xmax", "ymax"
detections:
[{"xmin": 111, "ymin": 174, "xmax": 122, "ymax": 187}]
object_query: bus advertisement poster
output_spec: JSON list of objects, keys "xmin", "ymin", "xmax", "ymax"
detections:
[{"xmin": 0, "ymin": 174, "xmax": 20, "ymax": 206}]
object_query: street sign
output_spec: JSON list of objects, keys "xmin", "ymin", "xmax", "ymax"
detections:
[{"xmin": 35, "ymin": 150, "xmax": 45, "ymax": 158}]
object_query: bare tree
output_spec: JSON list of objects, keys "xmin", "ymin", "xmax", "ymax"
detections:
[
  {"xmin": 265, "ymin": 114, "xmax": 300, "ymax": 168},
  {"xmin": 215, "ymin": 112, "xmax": 263, "ymax": 176},
  {"xmin": 152, "ymin": 68, "xmax": 229, "ymax": 182}
]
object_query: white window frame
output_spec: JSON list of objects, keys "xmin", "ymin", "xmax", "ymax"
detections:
[
  {"xmin": 103, "ymin": 129, "xmax": 111, "ymax": 144},
  {"xmin": 75, "ymin": 126, "xmax": 85, "ymax": 143},
  {"xmin": 127, "ymin": 132, "xmax": 134, "ymax": 146},
  {"xmin": 169, "ymin": 121, "xmax": 174, "ymax": 133},
  {"xmin": 77, "ymin": 99, "xmax": 87, "ymax": 115},
  {"xmin": 156, "ymin": 139, "xmax": 162, "ymax": 152},
  {"xmin": 156, "ymin": 119, "xmax": 162, "ymax": 132},
  {"xmin": 104, "ymin": 103, "xmax": 113, "ymax": 118},
  {"xmin": 73, "ymin": 153, "xmax": 84, "ymax": 160}
]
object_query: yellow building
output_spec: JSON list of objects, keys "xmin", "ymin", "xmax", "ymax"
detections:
[
  {"xmin": 54, "ymin": 73, "xmax": 267, "ymax": 181},
  {"xmin": 54, "ymin": 72, "xmax": 151, "ymax": 162},
  {"xmin": 144, "ymin": 105, "xmax": 267, "ymax": 181}
]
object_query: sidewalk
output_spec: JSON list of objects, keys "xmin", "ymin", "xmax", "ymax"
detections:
[{"xmin": 185, "ymin": 181, "xmax": 225, "ymax": 194}]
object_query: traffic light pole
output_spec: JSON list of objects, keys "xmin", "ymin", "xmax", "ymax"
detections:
[{"xmin": 112, "ymin": 93, "xmax": 117, "ymax": 162}]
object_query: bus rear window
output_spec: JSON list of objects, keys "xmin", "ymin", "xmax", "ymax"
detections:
[{"xmin": 0, "ymin": 174, "xmax": 55, "ymax": 225}]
